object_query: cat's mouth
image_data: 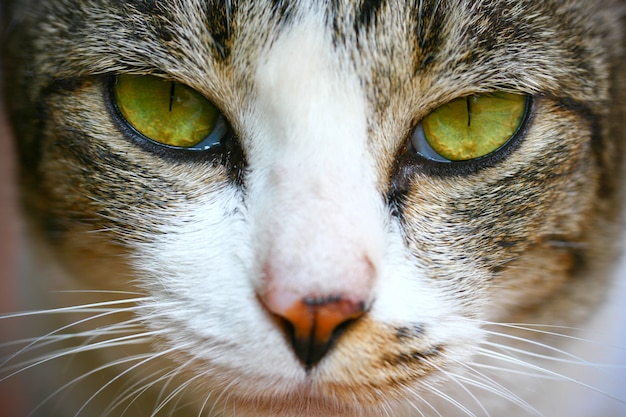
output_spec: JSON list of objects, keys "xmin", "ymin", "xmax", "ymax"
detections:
[
  {"xmin": 245, "ymin": 319, "xmax": 450, "ymax": 401},
  {"xmin": 209, "ymin": 346, "xmax": 451, "ymax": 417}
]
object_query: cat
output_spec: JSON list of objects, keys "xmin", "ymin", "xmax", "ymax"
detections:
[{"xmin": 1, "ymin": 0, "xmax": 626, "ymax": 416}]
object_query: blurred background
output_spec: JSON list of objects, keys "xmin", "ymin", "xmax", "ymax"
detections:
[{"xmin": 0, "ymin": 97, "xmax": 25, "ymax": 415}]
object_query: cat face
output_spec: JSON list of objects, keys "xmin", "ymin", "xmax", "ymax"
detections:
[{"xmin": 2, "ymin": 0, "xmax": 625, "ymax": 416}]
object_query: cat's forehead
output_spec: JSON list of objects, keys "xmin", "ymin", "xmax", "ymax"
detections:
[{"xmin": 27, "ymin": 0, "xmax": 605, "ymax": 107}]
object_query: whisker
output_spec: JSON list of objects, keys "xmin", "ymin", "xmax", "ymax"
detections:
[
  {"xmin": 471, "ymin": 362, "xmax": 559, "ymax": 379},
  {"xmin": 1, "ymin": 331, "xmax": 159, "ymax": 381},
  {"xmin": 103, "ymin": 368, "xmax": 167, "ymax": 417},
  {"xmin": 105, "ymin": 346, "xmax": 204, "ymax": 417},
  {"xmin": 479, "ymin": 320, "xmax": 625, "ymax": 350},
  {"xmin": 444, "ymin": 359, "xmax": 544, "ymax": 417},
  {"xmin": 480, "ymin": 338, "xmax": 619, "ymax": 368},
  {"xmin": 206, "ymin": 373, "xmax": 244, "ymax": 417},
  {"xmin": 0, "ymin": 320, "xmax": 144, "ymax": 348},
  {"xmin": 28, "ymin": 351, "xmax": 156, "ymax": 417},
  {"xmin": 197, "ymin": 389, "xmax": 216, "ymax": 417},
  {"xmin": 196, "ymin": 373, "xmax": 226, "ymax": 417},
  {"xmin": 0, "ymin": 298, "xmax": 153, "ymax": 322},
  {"xmin": 151, "ymin": 369, "xmax": 205, "ymax": 417},
  {"xmin": 1, "ymin": 302, "xmax": 149, "ymax": 369},
  {"xmin": 72, "ymin": 343, "xmax": 191, "ymax": 417},
  {"xmin": 475, "ymin": 347, "xmax": 626, "ymax": 405},
  {"xmin": 406, "ymin": 395, "xmax": 432, "ymax": 417},
  {"xmin": 0, "ymin": 324, "xmax": 145, "ymax": 379},
  {"xmin": 51, "ymin": 289, "xmax": 145, "ymax": 296},
  {"xmin": 420, "ymin": 379, "xmax": 478, "ymax": 417},
  {"xmin": 422, "ymin": 357, "xmax": 491, "ymax": 417},
  {"xmin": 152, "ymin": 355, "xmax": 200, "ymax": 411}
]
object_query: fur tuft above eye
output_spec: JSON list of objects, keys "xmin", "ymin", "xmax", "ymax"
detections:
[
  {"xmin": 411, "ymin": 93, "xmax": 529, "ymax": 162},
  {"xmin": 113, "ymin": 75, "xmax": 230, "ymax": 151}
]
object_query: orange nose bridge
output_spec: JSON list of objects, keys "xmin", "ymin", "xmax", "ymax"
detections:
[{"xmin": 276, "ymin": 296, "xmax": 366, "ymax": 367}]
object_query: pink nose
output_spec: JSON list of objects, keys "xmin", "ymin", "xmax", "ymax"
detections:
[{"xmin": 262, "ymin": 294, "xmax": 367, "ymax": 367}]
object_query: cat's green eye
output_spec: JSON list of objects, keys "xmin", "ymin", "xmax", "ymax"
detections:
[
  {"xmin": 113, "ymin": 75, "xmax": 224, "ymax": 149},
  {"xmin": 412, "ymin": 92, "xmax": 528, "ymax": 162}
]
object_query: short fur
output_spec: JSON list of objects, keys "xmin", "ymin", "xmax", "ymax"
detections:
[{"xmin": 1, "ymin": 0, "xmax": 625, "ymax": 416}]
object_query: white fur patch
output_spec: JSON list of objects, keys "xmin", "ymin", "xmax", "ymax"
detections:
[{"xmin": 247, "ymin": 16, "xmax": 385, "ymax": 307}]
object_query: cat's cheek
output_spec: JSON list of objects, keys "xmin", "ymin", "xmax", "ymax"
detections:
[{"xmin": 126, "ymin": 186, "xmax": 306, "ymax": 370}]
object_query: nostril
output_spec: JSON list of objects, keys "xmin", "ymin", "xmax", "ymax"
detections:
[
  {"xmin": 281, "ymin": 313, "xmax": 358, "ymax": 369},
  {"xmin": 263, "ymin": 295, "xmax": 367, "ymax": 368}
]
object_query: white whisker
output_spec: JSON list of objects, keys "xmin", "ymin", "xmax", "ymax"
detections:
[
  {"xmin": 104, "ymin": 368, "xmax": 167, "ymax": 417},
  {"xmin": 475, "ymin": 347, "xmax": 626, "ymax": 405},
  {"xmin": 420, "ymin": 379, "xmax": 478, "ymax": 417},
  {"xmin": 483, "ymin": 321, "xmax": 626, "ymax": 351},
  {"xmin": 480, "ymin": 338, "xmax": 618, "ymax": 368},
  {"xmin": 444, "ymin": 363, "xmax": 543, "ymax": 417},
  {"xmin": 471, "ymin": 362, "xmax": 559, "ymax": 379},
  {"xmin": 0, "ymin": 298, "xmax": 151, "ymax": 320},
  {"xmin": 1, "ymin": 302, "xmax": 148, "ymax": 369},
  {"xmin": 73, "ymin": 342, "xmax": 194, "ymax": 417},
  {"xmin": 28, "ymin": 352, "xmax": 156, "ymax": 417},
  {"xmin": 1, "ymin": 331, "xmax": 159, "ymax": 381},
  {"xmin": 152, "ymin": 355, "xmax": 200, "ymax": 411},
  {"xmin": 151, "ymin": 368, "xmax": 205, "ymax": 417},
  {"xmin": 422, "ymin": 358, "xmax": 491, "ymax": 417}
]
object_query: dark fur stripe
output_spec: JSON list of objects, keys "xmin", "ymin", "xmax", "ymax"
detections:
[
  {"xmin": 355, "ymin": 0, "xmax": 387, "ymax": 28},
  {"xmin": 204, "ymin": 0, "xmax": 237, "ymax": 60}
]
